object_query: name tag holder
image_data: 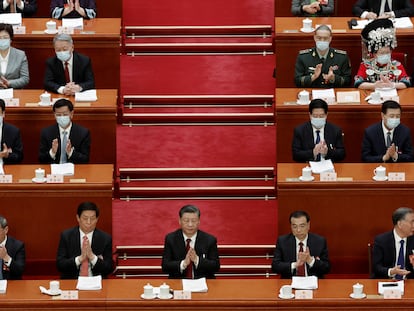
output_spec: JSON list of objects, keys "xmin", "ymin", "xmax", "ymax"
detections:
[
  {"xmin": 320, "ymin": 171, "xmax": 337, "ymax": 181},
  {"xmin": 46, "ymin": 174, "xmax": 64, "ymax": 183},
  {"xmin": 295, "ymin": 289, "xmax": 313, "ymax": 299},
  {"xmin": 0, "ymin": 174, "xmax": 12, "ymax": 183},
  {"xmin": 388, "ymin": 172, "xmax": 405, "ymax": 181}
]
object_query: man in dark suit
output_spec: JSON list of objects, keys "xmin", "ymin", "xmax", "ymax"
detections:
[
  {"xmin": 272, "ymin": 210, "xmax": 330, "ymax": 279},
  {"xmin": 44, "ymin": 33, "xmax": 95, "ymax": 95},
  {"xmin": 0, "ymin": 215, "xmax": 25, "ymax": 280},
  {"xmin": 372, "ymin": 207, "xmax": 414, "ymax": 279},
  {"xmin": 39, "ymin": 98, "xmax": 90, "ymax": 164},
  {"xmin": 162, "ymin": 205, "xmax": 220, "ymax": 279},
  {"xmin": 56, "ymin": 201, "xmax": 113, "ymax": 279},
  {"xmin": 292, "ymin": 98, "xmax": 345, "ymax": 162},
  {"xmin": 50, "ymin": 0, "xmax": 96, "ymax": 19},
  {"xmin": 0, "ymin": 99, "xmax": 23, "ymax": 164},
  {"xmin": 295, "ymin": 25, "xmax": 351, "ymax": 88},
  {"xmin": 362, "ymin": 100, "xmax": 413, "ymax": 162},
  {"xmin": 0, "ymin": 0, "xmax": 37, "ymax": 17},
  {"xmin": 353, "ymin": 0, "xmax": 414, "ymax": 19}
]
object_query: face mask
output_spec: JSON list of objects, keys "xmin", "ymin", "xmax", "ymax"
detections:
[
  {"xmin": 376, "ymin": 53, "xmax": 391, "ymax": 65},
  {"xmin": 316, "ymin": 41, "xmax": 329, "ymax": 51},
  {"xmin": 386, "ymin": 118, "xmax": 400, "ymax": 129},
  {"xmin": 56, "ymin": 115, "xmax": 71, "ymax": 128},
  {"xmin": 311, "ymin": 117, "xmax": 326, "ymax": 129},
  {"xmin": 56, "ymin": 51, "xmax": 71, "ymax": 62},
  {"xmin": 0, "ymin": 39, "xmax": 10, "ymax": 51}
]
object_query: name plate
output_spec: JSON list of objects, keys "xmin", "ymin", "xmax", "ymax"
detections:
[
  {"xmin": 46, "ymin": 174, "xmax": 64, "ymax": 183},
  {"xmin": 388, "ymin": 172, "xmax": 405, "ymax": 181},
  {"xmin": 57, "ymin": 290, "xmax": 79, "ymax": 300},
  {"xmin": 13, "ymin": 26, "xmax": 26, "ymax": 34},
  {"xmin": 58, "ymin": 26, "xmax": 74, "ymax": 34},
  {"xmin": 383, "ymin": 288, "xmax": 402, "ymax": 299},
  {"xmin": 0, "ymin": 174, "xmax": 12, "ymax": 183},
  {"xmin": 295, "ymin": 289, "xmax": 313, "ymax": 299},
  {"xmin": 5, "ymin": 98, "xmax": 19, "ymax": 106},
  {"xmin": 320, "ymin": 171, "xmax": 337, "ymax": 181},
  {"xmin": 173, "ymin": 290, "xmax": 191, "ymax": 299}
]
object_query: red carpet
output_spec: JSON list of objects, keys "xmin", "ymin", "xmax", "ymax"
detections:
[
  {"xmin": 122, "ymin": 0, "xmax": 274, "ymax": 26},
  {"xmin": 112, "ymin": 199, "xmax": 277, "ymax": 246}
]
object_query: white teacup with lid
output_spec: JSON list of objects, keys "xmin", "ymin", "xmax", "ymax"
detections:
[
  {"xmin": 352, "ymin": 283, "xmax": 364, "ymax": 298},
  {"xmin": 298, "ymin": 90, "xmax": 310, "ymax": 104},
  {"xmin": 373, "ymin": 165, "xmax": 386, "ymax": 179},
  {"xmin": 143, "ymin": 283, "xmax": 154, "ymax": 299},
  {"xmin": 302, "ymin": 18, "xmax": 312, "ymax": 31},
  {"xmin": 159, "ymin": 282, "xmax": 170, "ymax": 299}
]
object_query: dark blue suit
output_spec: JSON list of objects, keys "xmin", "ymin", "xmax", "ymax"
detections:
[
  {"xmin": 44, "ymin": 51, "xmax": 95, "ymax": 94},
  {"xmin": 292, "ymin": 121, "xmax": 345, "ymax": 162},
  {"xmin": 0, "ymin": 0, "xmax": 37, "ymax": 17},
  {"xmin": 3, "ymin": 236, "xmax": 25, "ymax": 280},
  {"xmin": 361, "ymin": 122, "xmax": 414, "ymax": 162},
  {"xmin": 56, "ymin": 226, "xmax": 113, "ymax": 279},
  {"xmin": 271, "ymin": 233, "xmax": 330, "ymax": 279},
  {"xmin": 162, "ymin": 229, "xmax": 220, "ymax": 279},
  {"xmin": 38, "ymin": 123, "xmax": 90, "ymax": 164},
  {"xmin": 2, "ymin": 122, "xmax": 23, "ymax": 164},
  {"xmin": 372, "ymin": 231, "xmax": 414, "ymax": 279}
]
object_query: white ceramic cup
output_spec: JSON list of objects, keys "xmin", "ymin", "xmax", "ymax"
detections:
[
  {"xmin": 40, "ymin": 92, "xmax": 51, "ymax": 105},
  {"xmin": 302, "ymin": 166, "xmax": 312, "ymax": 179},
  {"xmin": 373, "ymin": 165, "xmax": 386, "ymax": 178},
  {"xmin": 280, "ymin": 285, "xmax": 292, "ymax": 297},
  {"xmin": 159, "ymin": 283, "xmax": 170, "ymax": 298},
  {"xmin": 46, "ymin": 20, "xmax": 56, "ymax": 32},
  {"xmin": 35, "ymin": 168, "xmax": 45, "ymax": 180},
  {"xmin": 352, "ymin": 283, "xmax": 363, "ymax": 297},
  {"xmin": 302, "ymin": 18, "xmax": 312, "ymax": 30},
  {"xmin": 49, "ymin": 280, "xmax": 60, "ymax": 294},
  {"xmin": 371, "ymin": 91, "xmax": 381, "ymax": 102},
  {"xmin": 143, "ymin": 283, "xmax": 153, "ymax": 298},
  {"xmin": 298, "ymin": 90, "xmax": 310, "ymax": 103}
]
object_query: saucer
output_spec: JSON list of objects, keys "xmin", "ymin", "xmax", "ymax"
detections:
[
  {"xmin": 38, "ymin": 101, "xmax": 52, "ymax": 107},
  {"xmin": 44, "ymin": 29, "xmax": 58, "ymax": 34},
  {"xmin": 141, "ymin": 293, "xmax": 156, "ymax": 299},
  {"xmin": 300, "ymin": 27, "xmax": 315, "ymax": 33},
  {"xmin": 279, "ymin": 293, "xmax": 295, "ymax": 299},
  {"xmin": 32, "ymin": 177, "xmax": 47, "ymax": 183},
  {"xmin": 299, "ymin": 176, "xmax": 314, "ymax": 182},
  {"xmin": 296, "ymin": 99, "xmax": 310, "ymax": 105},
  {"xmin": 350, "ymin": 293, "xmax": 366, "ymax": 299},
  {"xmin": 158, "ymin": 293, "xmax": 173, "ymax": 299},
  {"xmin": 368, "ymin": 99, "xmax": 383, "ymax": 105},
  {"xmin": 373, "ymin": 175, "xmax": 388, "ymax": 181}
]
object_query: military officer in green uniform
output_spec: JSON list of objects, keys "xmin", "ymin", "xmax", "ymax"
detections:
[{"xmin": 294, "ymin": 24, "xmax": 352, "ymax": 88}]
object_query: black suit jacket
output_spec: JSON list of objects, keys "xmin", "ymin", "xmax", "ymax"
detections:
[
  {"xmin": 292, "ymin": 121, "xmax": 345, "ymax": 162},
  {"xmin": 2, "ymin": 122, "xmax": 23, "ymax": 164},
  {"xmin": 372, "ymin": 231, "xmax": 414, "ymax": 278},
  {"xmin": 0, "ymin": 0, "xmax": 37, "ymax": 17},
  {"xmin": 353, "ymin": 0, "xmax": 414, "ymax": 17},
  {"xmin": 271, "ymin": 233, "xmax": 330, "ymax": 279},
  {"xmin": 44, "ymin": 51, "xmax": 95, "ymax": 93},
  {"xmin": 38, "ymin": 123, "xmax": 90, "ymax": 164},
  {"xmin": 361, "ymin": 122, "xmax": 414, "ymax": 162},
  {"xmin": 56, "ymin": 226, "xmax": 113, "ymax": 279},
  {"xmin": 2, "ymin": 236, "xmax": 25, "ymax": 280},
  {"xmin": 162, "ymin": 229, "xmax": 220, "ymax": 279}
]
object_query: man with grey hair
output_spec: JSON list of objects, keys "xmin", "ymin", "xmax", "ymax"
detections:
[
  {"xmin": 372, "ymin": 207, "xmax": 414, "ymax": 279},
  {"xmin": 44, "ymin": 33, "xmax": 95, "ymax": 95},
  {"xmin": 0, "ymin": 215, "xmax": 25, "ymax": 279},
  {"xmin": 294, "ymin": 24, "xmax": 351, "ymax": 88}
]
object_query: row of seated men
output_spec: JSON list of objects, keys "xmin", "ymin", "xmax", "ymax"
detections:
[
  {"xmin": 1, "ymin": 203, "xmax": 411, "ymax": 280},
  {"xmin": 0, "ymin": 0, "xmax": 97, "ymax": 19},
  {"xmin": 294, "ymin": 19, "xmax": 413, "ymax": 90},
  {"xmin": 292, "ymin": 0, "xmax": 414, "ymax": 19}
]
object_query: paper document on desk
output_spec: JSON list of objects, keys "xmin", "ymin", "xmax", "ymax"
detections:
[
  {"xmin": 76, "ymin": 275, "xmax": 102, "ymax": 290},
  {"xmin": 309, "ymin": 159, "xmax": 334, "ymax": 174},
  {"xmin": 352, "ymin": 19, "xmax": 370, "ymax": 30},
  {"xmin": 0, "ymin": 88, "xmax": 13, "ymax": 99},
  {"xmin": 0, "ymin": 13, "xmax": 21, "ymax": 25},
  {"xmin": 75, "ymin": 89, "xmax": 97, "ymax": 102},
  {"xmin": 291, "ymin": 276, "xmax": 318, "ymax": 289},
  {"xmin": 378, "ymin": 280, "xmax": 404, "ymax": 294},
  {"xmin": 182, "ymin": 277, "xmax": 208, "ymax": 292},
  {"xmin": 51, "ymin": 163, "xmax": 74, "ymax": 176},
  {"xmin": 62, "ymin": 18, "xmax": 83, "ymax": 29},
  {"xmin": 393, "ymin": 17, "xmax": 413, "ymax": 28},
  {"xmin": 312, "ymin": 88, "xmax": 335, "ymax": 104},
  {"xmin": 0, "ymin": 280, "xmax": 7, "ymax": 294},
  {"xmin": 336, "ymin": 91, "xmax": 360, "ymax": 104}
]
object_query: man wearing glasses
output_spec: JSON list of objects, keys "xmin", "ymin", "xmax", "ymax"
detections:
[{"xmin": 38, "ymin": 98, "xmax": 90, "ymax": 164}]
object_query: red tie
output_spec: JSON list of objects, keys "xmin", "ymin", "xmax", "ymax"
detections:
[
  {"xmin": 80, "ymin": 236, "xmax": 89, "ymax": 276},
  {"xmin": 296, "ymin": 242, "xmax": 305, "ymax": 276},
  {"xmin": 64, "ymin": 61, "xmax": 70, "ymax": 83},
  {"xmin": 185, "ymin": 238, "xmax": 193, "ymax": 279}
]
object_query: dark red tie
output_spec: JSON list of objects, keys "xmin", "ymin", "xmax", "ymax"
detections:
[
  {"xmin": 64, "ymin": 61, "xmax": 70, "ymax": 83},
  {"xmin": 185, "ymin": 238, "xmax": 193, "ymax": 279},
  {"xmin": 80, "ymin": 236, "xmax": 89, "ymax": 276},
  {"xmin": 10, "ymin": 0, "xmax": 16, "ymax": 13},
  {"xmin": 296, "ymin": 242, "xmax": 305, "ymax": 276}
]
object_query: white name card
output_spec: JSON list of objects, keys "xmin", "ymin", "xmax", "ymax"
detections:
[
  {"xmin": 58, "ymin": 26, "xmax": 74, "ymax": 34},
  {"xmin": 388, "ymin": 172, "xmax": 405, "ymax": 181},
  {"xmin": 59, "ymin": 290, "xmax": 79, "ymax": 300},
  {"xmin": 173, "ymin": 290, "xmax": 191, "ymax": 299},
  {"xmin": 13, "ymin": 26, "xmax": 26, "ymax": 34},
  {"xmin": 5, "ymin": 98, "xmax": 19, "ymax": 107},
  {"xmin": 320, "ymin": 171, "xmax": 337, "ymax": 181},
  {"xmin": 46, "ymin": 174, "xmax": 64, "ymax": 183},
  {"xmin": 383, "ymin": 288, "xmax": 402, "ymax": 299},
  {"xmin": 295, "ymin": 289, "xmax": 313, "ymax": 299},
  {"xmin": 0, "ymin": 174, "xmax": 12, "ymax": 183}
]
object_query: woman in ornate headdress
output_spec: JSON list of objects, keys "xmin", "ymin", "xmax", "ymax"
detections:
[{"xmin": 354, "ymin": 18, "xmax": 411, "ymax": 89}]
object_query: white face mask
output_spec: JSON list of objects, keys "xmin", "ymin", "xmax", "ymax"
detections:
[
  {"xmin": 376, "ymin": 53, "xmax": 391, "ymax": 65},
  {"xmin": 0, "ymin": 39, "xmax": 10, "ymax": 51},
  {"xmin": 310, "ymin": 117, "xmax": 326, "ymax": 129},
  {"xmin": 386, "ymin": 118, "xmax": 400, "ymax": 129},
  {"xmin": 316, "ymin": 41, "xmax": 329, "ymax": 51},
  {"xmin": 56, "ymin": 115, "xmax": 71, "ymax": 128},
  {"xmin": 56, "ymin": 51, "xmax": 71, "ymax": 62}
]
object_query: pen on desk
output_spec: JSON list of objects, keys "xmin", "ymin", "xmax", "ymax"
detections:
[{"xmin": 383, "ymin": 283, "xmax": 398, "ymax": 287}]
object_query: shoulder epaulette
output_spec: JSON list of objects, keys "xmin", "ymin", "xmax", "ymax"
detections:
[
  {"xmin": 299, "ymin": 48, "xmax": 312, "ymax": 55},
  {"xmin": 334, "ymin": 49, "xmax": 347, "ymax": 55}
]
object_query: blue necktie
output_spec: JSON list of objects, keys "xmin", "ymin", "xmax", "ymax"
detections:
[
  {"xmin": 315, "ymin": 130, "xmax": 321, "ymax": 161},
  {"xmin": 60, "ymin": 131, "xmax": 68, "ymax": 164},
  {"xmin": 396, "ymin": 240, "xmax": 405, "ymax": 280},
  {"xmin": 386, "ymin": 131, "xmax": 392, "ymax": 148}
]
